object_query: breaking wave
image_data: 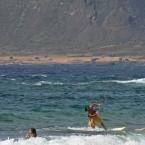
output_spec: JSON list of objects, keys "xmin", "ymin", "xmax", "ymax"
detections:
[
  {"xmin": 19, "ymin": 78, "xmax": 145, "ymax": 86},
  {"xmin": 1, "ymin": 134, "xmax": 145, "ymax": 145},
  {"xmin": 111, "ymin": 78, "xmax": 145, "ymax": 84},
  {"xmin": 33, "ymin": 81, "xmax": 64, "ymax": 86},
  {"xmin": 32, "ymin": 74, "xmax": 47, "ymax": 78}
]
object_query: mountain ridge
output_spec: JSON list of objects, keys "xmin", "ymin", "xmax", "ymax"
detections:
[{"xmin": 0, "ymin": 0, "xmax": 145, "ymax": 55}]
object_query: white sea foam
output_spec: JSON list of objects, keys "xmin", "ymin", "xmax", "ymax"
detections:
[
  {"xmin": 20, "ymin": 78, "xmax": 145, "ymax": 87},
  {"xmin": 0, "ymin": 134, "xmax": 145, "ymax": 145},
  {"xmin": 10, "ymin": 78, "xmax": 16, "ymax": 81},
  {"xmin": 33, "ymin": 81, "xmax": 64, "ymax": 86},
  {"xmin": 0, "ymin": 75, "xmax": 6, "ymax": 77},
  {"xmin": 112, "ymin": 78, "xmax": 145, "ymax": 84},
  {"xmin": 32, "ymin": 74, "xmax": 47, "ymax": 78},
  {"xmin": 33, "ymin": 81, "xmax": 96, "ymax": 86},
  {"xmin": 20, "ymin": 81, "xmax": 64, "ymax": 86},
  {"xmin": 21, "ymin": 82, "xmax": 29, "ymax": 85},
  {"xmin": 76, "ymin": 81, "xmax": 96, "ymax": 85}
]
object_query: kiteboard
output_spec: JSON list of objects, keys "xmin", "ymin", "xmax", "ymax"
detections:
[
  {"xmin": 67, "ymin": 126, "xmax": 126, "ymax": 135},
  {"xmin": 110, "ymin": 126, "xmax": 126, "ymax": 131},
  {"xmin": 42, "ymin": 126, "xmax": 126, "ymax": 136}
]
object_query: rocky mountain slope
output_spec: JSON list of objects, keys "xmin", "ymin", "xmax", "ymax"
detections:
[{"xmin": 0, "ymin": 0, "xmax": 145, "ymax": 55}]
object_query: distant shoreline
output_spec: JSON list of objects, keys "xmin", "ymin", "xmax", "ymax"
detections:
[{"xmin": 0, "ymin": 55, "xmax": 145, "ymax": 64}]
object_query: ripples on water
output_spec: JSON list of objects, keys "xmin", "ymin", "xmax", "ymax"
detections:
[{"xmin": 0, "ymin": 63, "xmax": 145, "ymax": 144}]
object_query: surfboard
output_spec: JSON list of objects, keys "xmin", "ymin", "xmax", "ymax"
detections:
[
  {"xmin": 66, "ymin": 126, "xmax": 126, "ymax": 135},
  {"xmin": 42, "ymin": 127, "xmax": 126, "ymax": 136},
  {"xmin": 135, "ymin": 128, "xmax": 145, "ymax": 131},
  {"xmin": 68, "ymin": 126, "xmax": 126, "ymax": 132},
  {"xmin": 110, "ymin": 126, "xmax": 126, "ymax": 131}
]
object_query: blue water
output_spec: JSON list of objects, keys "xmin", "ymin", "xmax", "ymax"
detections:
[{"xmin": 0, "ymin": 63, "xmax": 145, "ymax": 145}]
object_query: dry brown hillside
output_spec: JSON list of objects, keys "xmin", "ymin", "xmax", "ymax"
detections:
[{"xmin": 0, "ymin": 0, "xmax": 145, "ymax": 56}]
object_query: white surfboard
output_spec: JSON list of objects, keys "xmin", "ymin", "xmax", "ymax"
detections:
[
  {"xmin": 42, "ymin": 127, "xmax": 126, "ymax": 136},
  {"xmin": 110, "ymin": 126, "xmax": 126, "ymax": 131},
  {"xmin": 135, "ymin": 128, "xmax": 145, "ymax": 131}
]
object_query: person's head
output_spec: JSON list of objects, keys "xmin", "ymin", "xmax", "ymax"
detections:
[
  {"xmin": 85, "ymin": 106, "xmax": 89, "ymax": 112},
  {"xmin": 26, "ymin": 128, "xmax": 37, "ymax": 139}
]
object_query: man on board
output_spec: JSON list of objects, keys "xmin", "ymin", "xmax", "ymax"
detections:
[{"xmin": 85, "ymin": 103, "xmax": 107, "ymax": 130}]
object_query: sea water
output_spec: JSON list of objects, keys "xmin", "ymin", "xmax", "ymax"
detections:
[{"xmin": 0, "ymin": 63, "xmax": 145, "ymax": 145}]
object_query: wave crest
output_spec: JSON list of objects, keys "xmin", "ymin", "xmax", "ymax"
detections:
[
  {"xmin": 1, "ymin": 134, "xmax": 145, "ymax": 145},
  {"xmin": 33, "ymin": 81, "xmax": 64, "ymax": 86},
  {"xmin": 112, "ymin": 78, "xmax": 145, "ymax": 84}
]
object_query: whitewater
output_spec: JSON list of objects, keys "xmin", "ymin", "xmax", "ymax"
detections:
[{"xmin": 1, "ymin": 133, "xmax": 145, "ymax": 145}]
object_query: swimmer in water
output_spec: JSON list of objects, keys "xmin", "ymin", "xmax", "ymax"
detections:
[{"xmin": 25, "ymin": 128, "xmax": 37, "ymax": 139}]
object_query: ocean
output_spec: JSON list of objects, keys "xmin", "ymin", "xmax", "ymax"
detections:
[{"xmin": 0, "ymin": 63, "xmax": 145, "ymax": 145}]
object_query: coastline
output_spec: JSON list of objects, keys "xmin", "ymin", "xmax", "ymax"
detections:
[{"xmin": 0, "ymin": 55, "xmax": 145, "ymax": 64}]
